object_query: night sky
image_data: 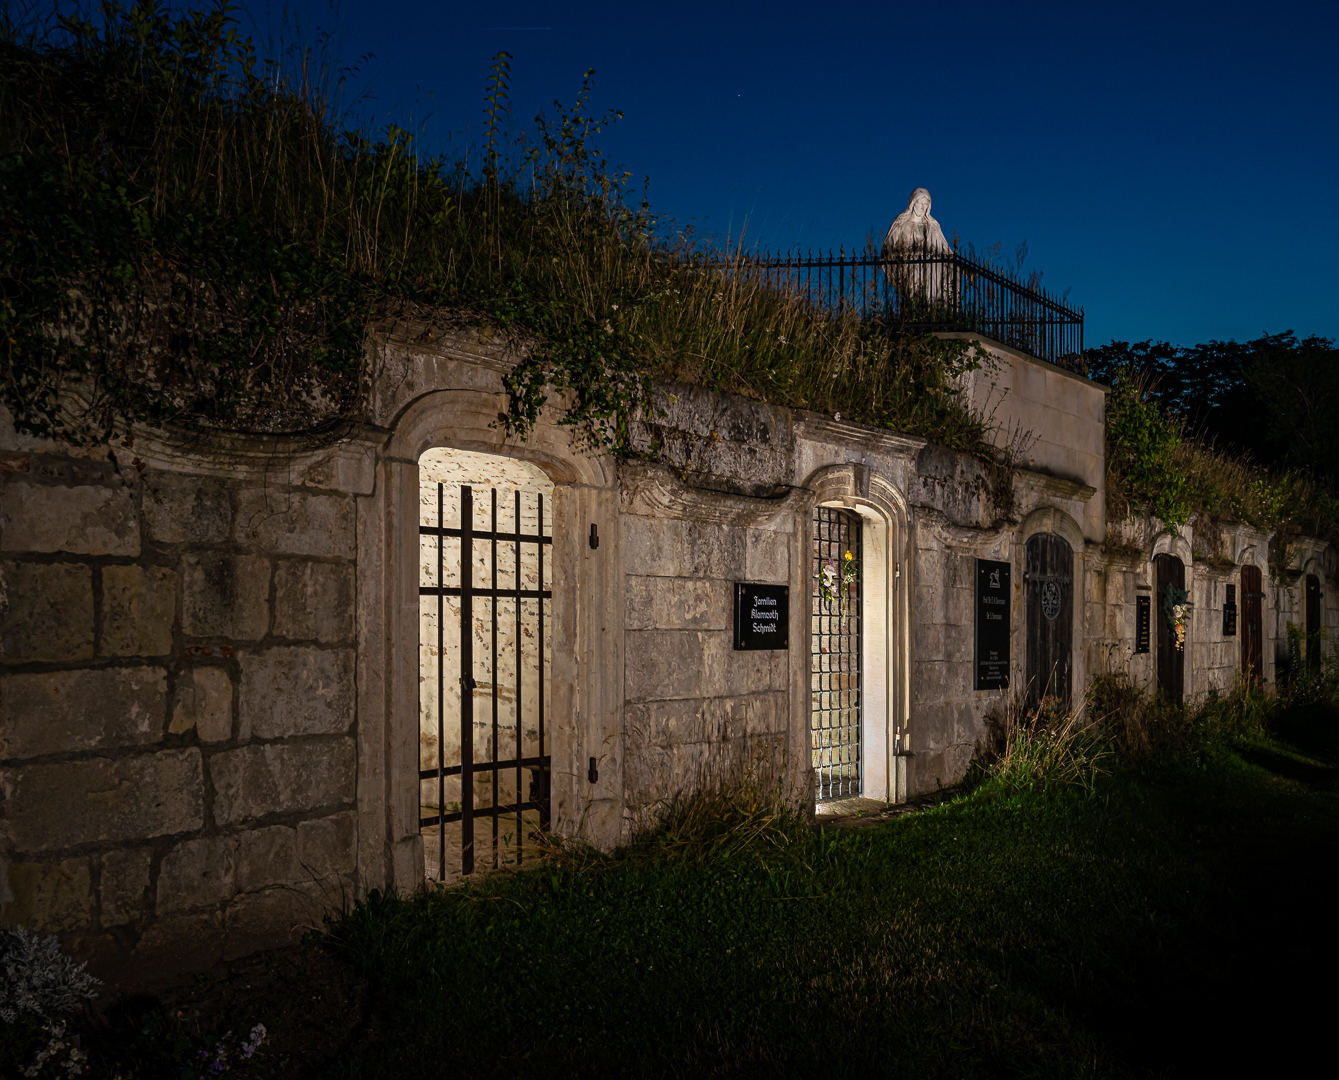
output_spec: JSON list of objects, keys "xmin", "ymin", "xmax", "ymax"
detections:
[{"xmin": 239, "ymin": 0, "xmax": 1339, "ymax": 348}]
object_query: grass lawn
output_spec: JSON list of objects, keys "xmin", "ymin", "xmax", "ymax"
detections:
[{"xmin": 49, "ymin": 704, "xmax": 1339, "ymax": 1078}]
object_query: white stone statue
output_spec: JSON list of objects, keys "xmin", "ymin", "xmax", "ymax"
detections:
[{"xmin": 882, "ymin": 187, "xmax": 952, "ymax": 302}]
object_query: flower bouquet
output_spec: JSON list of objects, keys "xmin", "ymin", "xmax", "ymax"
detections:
[
  {"xmin": 1162, "ymin": 585, "xmax": 1193, "ymax": 651},
  {"xmin": 818, "ymin": 549, "xmax": 859, "ymax": 609}
]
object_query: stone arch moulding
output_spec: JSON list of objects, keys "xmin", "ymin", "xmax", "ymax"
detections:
[
  {"xmin": 1019, "ymin": 505, "xmax": 1084, "ymax": 552},
  {"xmin": 802, "ymin": 463, "xmax": 912, "ymax": 805},
  {"xmin": 362, "ymin": 387, "xmax": 619, "ymax": 896},
  {"xmin": 1150, "ymin": 527, "xmax": 1193, "ymax": 567}
]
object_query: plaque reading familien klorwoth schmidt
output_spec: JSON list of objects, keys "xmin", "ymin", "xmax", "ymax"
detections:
[
  {"xmin": 734, "ymin": 583, "xmax": 789, "ymax": 650},
  {"xmin": 975, "ymin": 559, "xmax": 1011, "ymax": 690}
]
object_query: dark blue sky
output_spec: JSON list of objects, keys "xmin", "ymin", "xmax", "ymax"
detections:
[{"xmin": 241, "ymin": 0, "xmax": 1339, "ymax": 348}]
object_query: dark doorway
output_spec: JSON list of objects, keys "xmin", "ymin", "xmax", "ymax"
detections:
[
  {"xmin": 1155, "ymin": 554, "xmax": 1186, "ymax": 704},
  {"xmin": 1025, "ymin": 533, "xmax": 1073, "ymax": 712},
  {"xmin": 1306, "ymin": 574, "xmax": 1321, "ymax": 672},
  {"xmin": 1241, "ymin": 565, "xmax": 1264, "ymax": 684}
]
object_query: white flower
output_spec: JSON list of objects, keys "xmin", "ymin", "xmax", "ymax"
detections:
[{"xmin": 833, "ymin": 412, "xmax": 842, "ymax": 421}]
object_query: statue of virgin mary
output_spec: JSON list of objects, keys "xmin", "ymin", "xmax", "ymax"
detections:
[{"xmin": 882, "ymin": 187, "xmax": 953, "ymax": 303}]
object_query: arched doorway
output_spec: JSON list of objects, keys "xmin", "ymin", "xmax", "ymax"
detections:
[
  {"xmin": 1025, "ymin": 533, "xmax": 1073, "ymax": 712},
  {"xmin": 418, "ymin": 448, "xmax": 554, "ymax": 880},
  {"xmin": 811, "ymin": 505, "xmax": 863, "ymax": 799},
  {"xmin": 1155, "ymin": 553, "xmax": 1186, "ymax": 703},
  {"xmin": 1241, "ymin": 564, "xmax": 1264, "ymax": 683}
]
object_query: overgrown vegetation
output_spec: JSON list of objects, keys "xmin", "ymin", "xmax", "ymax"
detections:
[
  {"xmin": 1, "ymin": 0, "xmax": 991, "ymax": 457},
  {"xmin": 1095, "ymin": 339, "xmax": 1339, "ymax": 543}
]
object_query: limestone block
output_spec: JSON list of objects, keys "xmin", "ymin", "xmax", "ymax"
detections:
[
  {"xmin": 0, "ymin": 482, "xmax": 139, "ymax": 556},
  {"xmin": 625, "ymin": 630, "xmax": 734, "ymax": 701},
  {"xmin": 236, "ymin": 826, "xmax": 299, "ymax": 892},
  {"xmin": 723, "ymin": 646, "xmax": 774, "ymax": 696},
  {"xmin": 223, "ymin": 885, "xmax": 319, "ymax": 961},
  {"xmin": 170, "ymin": 666, "xmax": 234, "ymax": 741},
  {"xmin": 1, "ymin": 749, "xmax": 203, "ymax": 850},
  {"xmin": 623, "ymin": 516, "xmax": 744, "ymax": 580},
  {"xmin": 181, "ymin": 553, "xmax": 270, "ymax": 640},
  {"xmin": 0, "ymin": 561, "xmax": 94, "ymax": 662},
  {"xmin": 273, "ymin": 561, "xmax": 355, "ymax": 642},
  {"xmin": 624, "ymin": 576, "xmax": 728, "ymax": 631},
  {"xmin": 209, "ymin": 739, "xmax": 356, "ymax": 825},
  {"xmin": 157, "ymin": 835, "xmax": 237, "ymax": 913},
  {"xmin": 1, "ymin": 666, "xmax": 167, "ymax": 759},
  {"xmin": 99, "ymin": 847, "xmax": 153, "ymax": 926},
  {"xmin": 143, "ymin": 472, "xmax": 232, "ymax": 544},
  {"xmin": 744, "ymin": 528, "xmax": 789, "ymax": 582},
  {"xmin": 238, "ymin": 647, "xmax": 355, "ymax": 739},
  {"xmin": 235, "ymin": 489, "xmax": 355, "ymax": 560},
  {"xmin": 101, "ymin": 564, "xmax": 177, "ymax": 656},
  {"xmin": 0, "ymin": 857, "xmax": 93, "ymax": 931},
  {"xmin": 296, "ymin": 812, "xmax": 357, "ymax": 879}
]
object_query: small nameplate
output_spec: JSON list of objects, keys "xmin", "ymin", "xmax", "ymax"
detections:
[
  {"xmin": 734, "ymin": 583, "xmax": 789, "ymax": 650},
  {"xmin": 975, "ymin": 559, "xmax": 1011, "ymax": 690},
  {"xmin": 1135, "ymin": 596, "xmax": 1151, "ymax": 654}
]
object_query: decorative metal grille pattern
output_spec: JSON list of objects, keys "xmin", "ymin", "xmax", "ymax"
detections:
[
  {"xmin": 419, "ymin": 484, "xmax": 551, "ymax": 878},
  {"xmin": 811, "ymin": 506, "xmax": 862, "ymax": 800}
]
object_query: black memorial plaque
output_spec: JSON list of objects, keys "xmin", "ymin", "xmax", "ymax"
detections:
[
  {"xmin": 1135, "ymin": 595, "xmax": 1151, "ymax": 654},
  {"xmin": 1223, "ymin": 584, "xmax": 1237, "ymax": 636},
  {"xmin": 734, "ymin": 583, "xmax": 789, "ymax": 650},
  {"xmin": 975, "ymin": 559, "xmax": 1011, "ymax": 690}
]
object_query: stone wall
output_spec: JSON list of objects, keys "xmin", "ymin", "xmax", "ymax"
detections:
[
  {"xmin": 3, "ymin": 323, "xmax": 1336, "ymax": 987},
  {"xmin": 0, "ymin": 426, "xmax": 367, "ymax": 985}
]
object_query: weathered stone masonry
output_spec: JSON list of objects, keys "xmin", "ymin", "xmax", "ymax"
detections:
[{"xmin": 1, "ymin": 324, "xmax": 1334, "ymax": 984}]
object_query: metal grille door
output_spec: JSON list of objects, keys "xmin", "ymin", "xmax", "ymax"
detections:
[
  {"xmin": 811, "ymin": 506, "xmax": 862, "ymax": 800},
  {"xmin": 419, "ymin": 484, "xmax": 551, "ymax": 878}
]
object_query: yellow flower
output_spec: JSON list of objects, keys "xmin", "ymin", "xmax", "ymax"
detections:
[{"xmin": 844, "ymin": 550, "xmax": 853, "ymax": 561}]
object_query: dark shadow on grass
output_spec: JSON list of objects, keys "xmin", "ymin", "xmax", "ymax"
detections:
[{"xmin": 1235, "ymin": 744, "xmax": 1339, "ymax": 788}]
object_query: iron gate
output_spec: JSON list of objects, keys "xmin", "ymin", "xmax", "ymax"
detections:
[
  {"xmin": 419, "ymin": 484, "xmax": 551, "ymax": 878},
  {"xmin": 811, "ymin": 506, "xmax": 862, "ymax": 799}
]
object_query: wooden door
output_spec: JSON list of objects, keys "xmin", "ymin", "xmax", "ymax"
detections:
[
  {"xmin": 1306, "ymin": 574, "xmax": 1321, "ymax": 672},
  {"xmin": 1155, "ymin": 554, "xmax": 1185, "ymax": 703},
  {"xmin": 1241, "ymin": 564, "xmax": 1263, "ymax": 683},
  {"xmin": 1025, "ymin": 533, "xmax": 1073, "ymax": 712}
]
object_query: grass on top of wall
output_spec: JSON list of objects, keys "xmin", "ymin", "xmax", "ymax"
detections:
[{"xmin": 1, "ymin": 1, "xmax": 992, "ymax": 459}]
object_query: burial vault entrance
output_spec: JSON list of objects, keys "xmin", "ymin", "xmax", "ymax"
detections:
[
  {"xmin": 1155, "ymin": 553, "xmax": 1186, "ymax": 703},
  {"xmin": 418, "ymin": 448, "xmax": 554, "ymax": 879},
  {"xmin": 811, "ymin": 505, "xmax": 863, "ymax": 799},
  {"xmin": 1024, "ymin": 532, "xmax": 1074, "ymax": 712}
]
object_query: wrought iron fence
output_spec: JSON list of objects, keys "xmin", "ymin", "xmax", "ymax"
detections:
[{"xmin": 717, "ymin": 243, "xmax": 1085, "ymax": 372}]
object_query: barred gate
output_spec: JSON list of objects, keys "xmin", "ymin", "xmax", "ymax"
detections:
[
  {"xmin": 811, "ymin": 506, "xmax": 863, "ymax": 799},
  {"xmin": 419, "ymin": 484, "xmax": 552, "ymax": 878}
]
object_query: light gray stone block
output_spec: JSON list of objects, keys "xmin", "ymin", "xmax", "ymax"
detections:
[
  {"xmin": 101, "ymin": 565, "xmax": 177, "ymax": 656},
  {"xmin": 273, "ymin": 561, "xmax": 355, "ymax": 642},
  {"xmin": 1, "ymin": 666, "xmax": 167, "ymax": 759},
  {"xmin": 99, "ymin": 847, "xmax": 153, "ymax": 926},
  {"xmin": 157, "ymin": 835, "xmax": 237, "ymax": 913},
  {"xmin": 236, "ymin": 826, "xmax": 298, "ymax": 892},
  {"xmin": 296, "ymin": 812, "xmax": 357, "ymax": 880},
  {"xmin": 1, "ymin": 750, "xmax": 203, "ymax": 850},
  {"xmin": 181, "ymin": 553, "xmax": 270, "ymax": 640},
  {"xmin": 0, "ymin": 857, "xmax": 93, "ymax": 931},
  {"xmin": 0, "ymin": 482, "xmax": 139, "ymax": 555},
  {"xmin": 238, "ymin": 647, "xmax": 355, "ymax": 739},
  {"xmin": 0, "ymin": 561, "xmax": 93, "ymax": 662},
  {"xmin": 169, "ymin": 667, "xmax": 234, "ymax": 742},
  {"xmin": 143, "ymin": 472, "xmax": 232, "ymax": 544},
  {"xmin": 235, "ymin": 489, "xmax": 355, "ymax": 560},
  {"xmin": 209, "ymin": 739, "xmax": 355, "ymax": 825}
]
